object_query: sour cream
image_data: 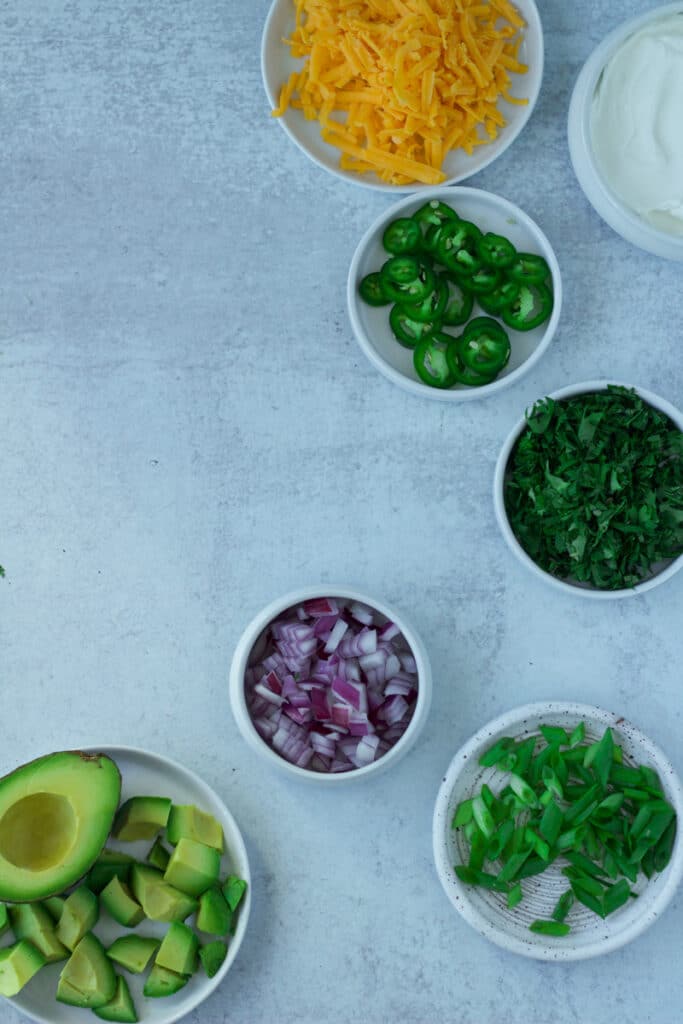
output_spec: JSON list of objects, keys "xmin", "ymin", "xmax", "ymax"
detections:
[{"xmin": 591, "ymin": 13, "xmax": 683, "ymax": 237}]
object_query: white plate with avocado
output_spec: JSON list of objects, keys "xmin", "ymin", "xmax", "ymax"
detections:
[{"xmin": 1, "ymin": 745, "xmax": 251, "ymax": 1024}]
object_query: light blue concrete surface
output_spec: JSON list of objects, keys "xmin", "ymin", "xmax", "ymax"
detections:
[{"xmin": 1, "ymin": 1, "xmax": 682, "ymax": 1022}]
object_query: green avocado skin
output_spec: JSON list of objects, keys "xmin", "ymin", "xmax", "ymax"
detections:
[{"xmin": 0, "ymin": 751, "xmax": 121, "ymax": 903}]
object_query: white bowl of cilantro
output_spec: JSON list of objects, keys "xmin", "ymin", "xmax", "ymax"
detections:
[
  {"xmin": 229, "ymin": 585, "xmax": 432, "ymax": 783},
  {"xmin": 433, "ymin": 702, "xmax": 683, "ymax": 961},
  {"xmin": 347, "ymin": 187, "xmax": 562, "ymax": 401},
  {"xmin": 493, "ymin": 381, "xmax": 683, "ymax": 597}
]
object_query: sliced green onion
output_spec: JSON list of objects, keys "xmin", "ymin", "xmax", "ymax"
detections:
[
  {"xmin": 552, "ymin": 890, "xmax": 574, "ymax": 923},
  {"xmin": 452, "ymin": 799, "xmax": 474, "ymax": 828},
  {"xmin": 653, "ymin": 818, "xmax": 676, "ymax": 872},
  {"xmin": 509, "ymin": 773, "xmax": 538, "ymax": 807},
  {"xmin": 539, "ymin": 726, "xmax": 570, "ymax": 747},
  {"xmin": 569, "ymin": 722, "xmax": 585, "ymax": 747},
  {"xmin": 541, "ymin": 765, "xmax": 564, "ymax": 800},
  {"xmin": 539, "ymin": 799, "xmax": 563, "ymax": 846},
  {"xmin": 529, "ymin": 920, "xmax": 571, "ymax": 937},
  {"xmin": 507, "ymin": 882, "xmax": 523, "ymax": 909},
  {"xmin": 472, "ymin": 796, "xmax": 496, "ymax": 840},
  {"xmin": 564, "ymin": 851, "xmax": 608, "ymax": 880},
  {"xmin": 603, "ymin": 878, "xmax": 631, "ymax": 916},
  {"xmin": 570, "ymin": 880, "xmax": 605, "ymax": 918},
  {"xmin": 452, "ymin": 721, "xmax": 676, "ymax": 931},
  {"xmin": 479, "ymin": 737, "xmax": 515, "ymax": 768}
]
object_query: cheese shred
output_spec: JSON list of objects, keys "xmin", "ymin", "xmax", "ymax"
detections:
[{"xmin": 272, "ymin": 0, "xmax": 529, "ymax": 185}]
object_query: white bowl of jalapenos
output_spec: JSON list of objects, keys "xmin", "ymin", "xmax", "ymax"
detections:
[{"xmin": 347, "ymin": 187, "xmax": 562, "ymax": 401}]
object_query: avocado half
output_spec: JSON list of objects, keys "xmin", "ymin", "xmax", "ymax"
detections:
[{"xmin": 0, "ymin": 751, "xmax": 121, "ymax": 903}]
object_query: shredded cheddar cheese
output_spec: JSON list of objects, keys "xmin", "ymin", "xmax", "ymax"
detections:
[{"xmin": 272, "ymin": 0, "xmax": 528, "ymax": 185}]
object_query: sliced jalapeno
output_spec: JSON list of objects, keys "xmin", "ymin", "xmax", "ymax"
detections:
[
  {"xmin": 508, "ymin": 253, "xmax": 551, "ymax": 285},
  {"xmin": 501, "ymin": 282, "xmax": 553, "ymax": 331},
  {"xmin": 467, "ymin": 266, "xmax": 502, "ymax": 295},
  {"xmin": 379, "ymin": 259, "xmax": 435, "ymax": 304},
  {"xmin": 476, "ymin": 279, "xmax": 520, "ymax": 315},
  {"xmin": 358, "ymin": 272, "xmax": 390, "ymax": 307},
  {"xmin": 441, "ymin": 273, "xmax": 474, "ymax": 326},
  {"xmin": 412, "ymin": 200, "xmax": 459, "ymax": 232},
  {"xmin": 460, "ymin": 322, "xmax": 511, "ymax": 375},
  {"xmin": 437, "ymin": 220, "xmax": 483, "ymax": 275},
  {"xmin": 389, "ymin": 305, "xmax": 436, "ymax": 348},
  {"xmin": 382, "ymin": 217, "xmax": 422, "ymax": 256},
  {"xmin": 382, "ymin": 255, "xmax": 420, "ymax": 285},
  {"xmin": 476, "ymin": 232, "xmax": 516, "ymax": 269},
  {"xmin": 413, "ymin": 331, "xmax": 456, "ymax": 389},
  {"xmin": 399, "ymin": 276, "xmax": 448, "ymax": 323},
  {"xmin": 446, "ymin": 337, "xmax": 498, "ymax": 387}
]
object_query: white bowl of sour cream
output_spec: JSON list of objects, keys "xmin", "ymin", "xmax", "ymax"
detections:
[{"xmin": 568, "ymin": 4, "xmax": 683, "ymax": 260}]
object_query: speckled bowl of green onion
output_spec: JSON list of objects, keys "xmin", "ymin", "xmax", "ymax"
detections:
[
  {"xmin": 493, "ymin": 380, "xmax": 683, "ymax": 598},
  {"xmin": 433, "ymin": 702, "xmax": 683, "ymax": 961}
]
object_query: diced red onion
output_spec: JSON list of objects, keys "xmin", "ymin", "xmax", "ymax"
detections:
[
  {"xmin": 324, "ymin": 618, "xmax": 348, "ymax": 654},
  {"xmin": 400, "ymin": 653, "xmax": 417, "ymax": 674},
  {"xmin": 303, "ymin": 597, "xmax": 339, "ymax": 617},
  {"xmin": 384, "ymin": 678, "xmax": 414, "ymax": 698},
  {"xmin": 349, "ymin": 601, "xmax": 374, "ymax": 626},
  {"xmin": 338, "ymin": 627, "xmax": 377, "ymax": 658},
  {"xmin": 379, "ymin": 621, "xmax": 401, "ymax": 642},
  {"xmin": 313, "ymin": 614, "xmax": 339, "ymax": 638},
  {"xmin": 253, "ymin": 683, "xmax": 286, "ymax": 707},
  {"xmin": 245, "ymin": 597, "xmax": 419, "ymax": 773}
]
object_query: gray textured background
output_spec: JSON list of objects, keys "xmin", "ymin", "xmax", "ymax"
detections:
[{"xmin": 1, "ymin": 1, "xmax": 682, "ymax": 1022}]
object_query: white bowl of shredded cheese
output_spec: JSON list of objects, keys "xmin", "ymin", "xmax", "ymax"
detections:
[
  {"xmin": 568, "ymin": 3, "xmax": 683, "ymax": 260},
  {"xmin": 262, "ymin": 0, "xmax": 544, "ymax": 192}
]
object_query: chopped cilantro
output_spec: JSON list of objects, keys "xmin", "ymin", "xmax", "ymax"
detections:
[{"xmin": 504, "ymin": 386, "xmax": 683, "ymax": 590}]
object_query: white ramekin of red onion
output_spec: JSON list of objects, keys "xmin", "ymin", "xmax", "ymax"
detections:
[{"xmin": 229, "ymin": 585, "xmax": 433, "ymax": 783}]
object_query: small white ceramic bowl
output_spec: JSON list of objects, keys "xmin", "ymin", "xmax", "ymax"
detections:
[
  {"xmin": 347, "ymin": 187, "xmax": 561, "ymax": 401},
  {"xmin": 262, "ymin": 0, "xmax": 544, "ymax": 192},
  {"xmin": 229, "ymin": 585, "xmax": 432, "ymax": 783},
  {"xmin": 568, "ymin": 3, "xmax": 683, "ymax": 261},
  {"xmin": 433, "ymin": 702, "xmax": 683, "ymax": 961},
  {"xmin": 494, "ymin": 380, "xmax": 683, "ymax": 598}
]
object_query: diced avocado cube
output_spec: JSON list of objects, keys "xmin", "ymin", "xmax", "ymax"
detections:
[
  {"xmin": 147, "ymin": 837, "xmax": 171, "ymax": 872},
  {"xmin": 93, "ymin": 974, "xmax": 139, "ymax": 1023},
  {"xmin": 143, "ymin": 963, "xmax": 189, "ymax": 998},
  {"xmin": 222, "ymin": 875, "xmax": 248, "ymax": 913},
  {"xmin": 8, "ymin": 902, "xmax": 69, "ymax": 963},
  {"xmin": 155, "ymin": 921, "xmax": 199, "ymax": 975},
  {"xmin": 56, "ymin": 885, "xmax": 99, "ymax": 950},
  {"xmin": 87, "ymin": 849, "xmax": 136, "ymax": 893},
  {"xmin": 130, "ymin": 864, "xmax": 197, "ymax": 922},
  {"xmin": 42, "ymin": 895, "xmax": 66, "ymax": 922},
  {"xmin": 163, "ymin": 838, "xmax": 220, "ymax": 897},
  {"xmin": 196, "ymin": 887, "xmax": 232, "ymax": 936},
  {"xmin": 112, "ymin": 797, "xmax": 172, "ymax": 841},
  {"xmin": 100, "ymin": 876, "xmax": 145, "ymax": 928},
  {"xmin": 167, "ymin": 805, "xmax": 224, "ymax": 852},
  {"xmin": 199, "ymin": 940, "xmax": 227, "ymax": 979},
  {"xmin": 56, "ymin": 932, "xmax": 116, "ymax": 1008},
  {"xmin": 0, "ymin": 903, "xmax": 9, "ymax": 938},
  {"xmin": 106, "ymin": 935, "xmax": 160, "ymax": 974},
  {"xmin": 0, "ymin": 940, "xmax": 46, "ymax": 996}
]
